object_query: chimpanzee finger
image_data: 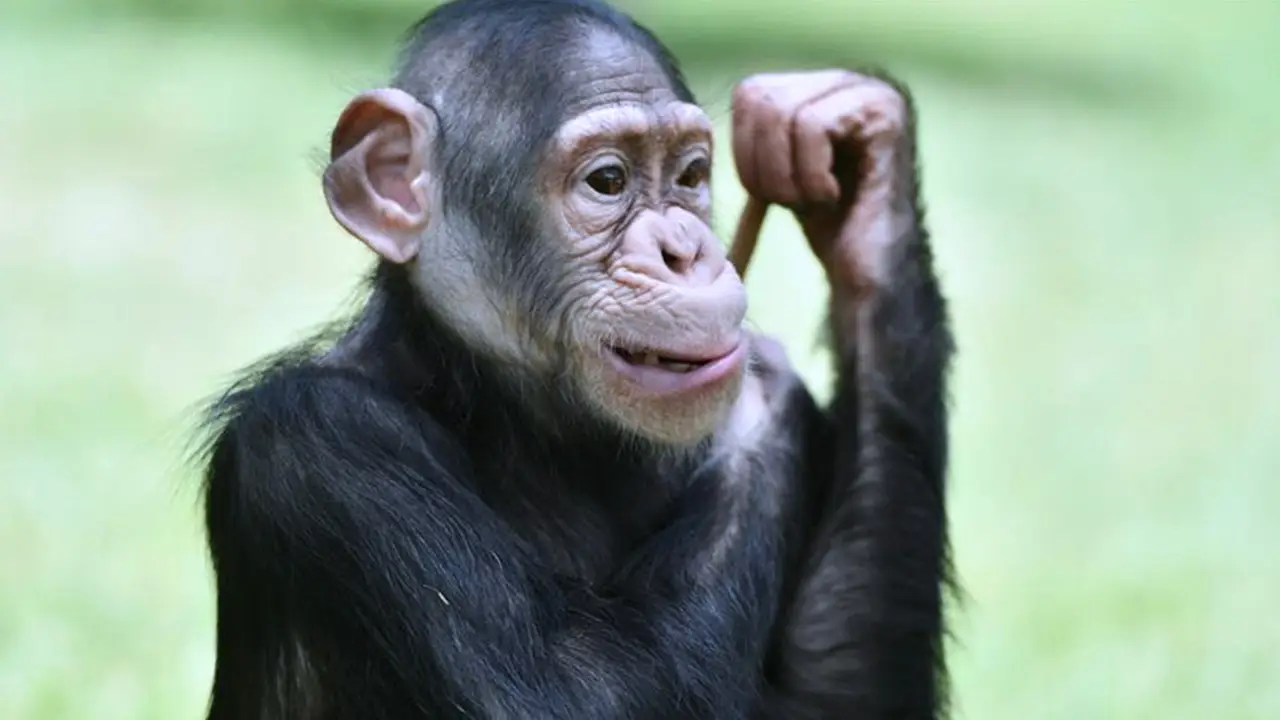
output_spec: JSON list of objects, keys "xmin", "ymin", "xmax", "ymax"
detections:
[
  {"xmin": 731, "ymin": 78, "xmax": 796, "ymax": 202},
  {"xmin": 791, "ymin": 93, "xmax": 847, "ymax": 205},
  {"xmin": 730, "ymin": 88, "xmax": 762, "ymax": 200},
  {"xmin": 747, "ymin": 96, "xmax": 798, "ymax": 205},
  {"xmin": 733, "ymin": 72, "xmax": 847, "ymax": 204},
  {"xmin": 799, "ymin": 82, "xmax": 910, "ymax": 202}
]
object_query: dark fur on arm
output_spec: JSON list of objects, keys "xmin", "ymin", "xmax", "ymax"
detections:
[{"xmin": 763, "ymin": 86, "xmax": 956, "ymax": 719}]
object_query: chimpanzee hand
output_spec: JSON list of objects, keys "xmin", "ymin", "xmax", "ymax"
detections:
[{"xmin": 731, "ymin": 70, "xmax": 917, "ymax": 294}]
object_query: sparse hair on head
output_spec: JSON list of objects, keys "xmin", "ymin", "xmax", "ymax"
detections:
[{"xmin": 388, "ymin": 0, "xmax": 695, "ymax": 224}]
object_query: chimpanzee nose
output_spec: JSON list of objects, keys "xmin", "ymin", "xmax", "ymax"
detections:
[
  {"xmin": 659, "ymin": 238, "xmax": 697, "ymax": 277},
  {"xmin": 621, "ymin": 208, "xmax": 726, "ymax": 285}
]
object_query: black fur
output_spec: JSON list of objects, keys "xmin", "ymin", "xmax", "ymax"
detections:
[{"xmin": 197, "ymin": 1, "xmax": 954, "ymax": 718}]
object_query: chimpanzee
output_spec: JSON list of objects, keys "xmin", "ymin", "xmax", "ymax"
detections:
[{"xmin": 196, "ymin": 0, "xmax": 954, "ymax": 718}]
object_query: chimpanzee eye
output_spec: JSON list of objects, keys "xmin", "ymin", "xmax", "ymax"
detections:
[
  {"xmin": 677, "ymin": 157, "xmax": 710, "ymax": 189},
  {"xmin": 585, "ymin": 165, "xmax": 627, "ymax": 196}
]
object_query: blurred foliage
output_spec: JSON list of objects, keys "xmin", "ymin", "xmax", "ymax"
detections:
[
  {"xmin": 11, "ymin": 0, "xmax": 1262, "ymax": 102},
  {"xmin": 2, "ymin": 1, "xmax": 1278, "ymax": 719}
]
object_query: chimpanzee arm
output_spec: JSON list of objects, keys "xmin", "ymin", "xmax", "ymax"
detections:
[
  {"xmin": 772, "ymin": 230, "xmax": 953, "ymax": 719},
  {"xmin": 201, "ymin": 365, "xmax": 779, "ymax": 720},
  {"xmin": 741, "ymin": 74, "xmax": 955, "ymax": 719}
]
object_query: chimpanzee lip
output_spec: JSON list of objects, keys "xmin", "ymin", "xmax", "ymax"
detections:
[
  {"xmin": 604, "ymin": 338, "xmax": 746, "ymax": 394},
  {"xmin": 608, "ymin": 338, "xmax": 740, "ymax": 366},
  {"xmin": 611, "ymin": 347, "xmax": 712, "ymax": 367}
]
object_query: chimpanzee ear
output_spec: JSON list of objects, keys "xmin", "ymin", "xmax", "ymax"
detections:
[{"xmin": 323, "ymin": 88, "xmax": 439, "ymax": 264}]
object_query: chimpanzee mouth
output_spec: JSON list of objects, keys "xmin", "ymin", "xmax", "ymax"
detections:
[
  {"xmin": 605, "ymin": 340, "xmax": 747, "ymax": 395},
  {"xmin": 610, "ymin": 347, "xmax": 714, "ymax": 374}
]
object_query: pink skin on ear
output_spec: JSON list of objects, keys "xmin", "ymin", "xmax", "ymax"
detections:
[{"xmin": 323, "ymin": 88, "xmax": 437, "ymax": 264}]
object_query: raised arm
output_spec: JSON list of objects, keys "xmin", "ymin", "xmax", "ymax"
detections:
[
  {"xmin": 200, "ymin": 365, "xmax": 785, "ymax": 720},
  {"xmin": 733, "ymin": 70, "xmax": 955, "ymax": 719}
]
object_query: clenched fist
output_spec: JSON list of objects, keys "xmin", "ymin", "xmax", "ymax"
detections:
[{"xmin": 731, "ymin": 70, "xmax": 918, "ymax": 291}]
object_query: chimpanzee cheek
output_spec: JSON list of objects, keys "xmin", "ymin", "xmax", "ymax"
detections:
[{"xmin": 560, "ymin": 194, "xmax": 627, "ymax": 251}]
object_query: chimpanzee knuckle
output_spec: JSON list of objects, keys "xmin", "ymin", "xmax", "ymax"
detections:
[
  {"xmin": 736, "ymin": 76, "xmax": 809, "ymax": 123},
  {"xmin": 871, "ymin": 86, "xmax": 909, "ymax": 124},
  {"xmin": 834, "ymin": 89, "xmax": 905, "ymax": 145},
  {"xmin": 793, "ymin": 100, "xmax": 834, "ymax": 137},
  {"xmin": 863, "ymin": 113, "xmax": 905, "ymax": 145},
  {"xmin": 732, "ymin": 77, "xmax": 772, "ymax": 112},
  {"xmin": 862, "ymin": 80, "xmax": 911, "ymax": 124}
]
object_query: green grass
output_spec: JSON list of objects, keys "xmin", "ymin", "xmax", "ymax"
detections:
[{"xmin": 2, "ymin": 3, "xmax": 1278, "ymax": 718}]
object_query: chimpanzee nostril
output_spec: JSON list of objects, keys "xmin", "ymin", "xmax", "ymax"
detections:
[{"xmin": 662, "ymin": 248, "xmax": 695, "ymax": 276}]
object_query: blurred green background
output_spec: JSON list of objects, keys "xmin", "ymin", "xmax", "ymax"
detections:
[{"xmin": 2, "ymin": 0, "xmax": 1277, "ymax": 718}]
